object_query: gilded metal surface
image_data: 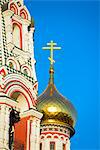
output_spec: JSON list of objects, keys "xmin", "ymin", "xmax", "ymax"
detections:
[
  {"xmin": 42, "ymin": 40, "xmax": 61, "ymax": 65},
  {"xmin": 37, "ymin": 83, "xmax": 77, "ymax": 127},
  {"xmin": 38, "ymin": 41, "xmax": 77, "ymax": 129}
]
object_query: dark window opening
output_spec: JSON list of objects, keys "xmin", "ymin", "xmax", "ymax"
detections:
[
  {"xmin": 40, "ymin": 143, "xmax": 42, "ymax": 150},
  {"xmin": 23, "ymin": 69, "xmax": 28, "ymax": 75},
  {"xmin": 9, "ymin": 62, "xmax": 14, "ymax": 69},
  {"xmin": 50, "ymin": 142, "xmax": 55, "ymax": 150}
]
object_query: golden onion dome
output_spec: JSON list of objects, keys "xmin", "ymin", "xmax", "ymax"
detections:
[
  {"xmin": 37, "ymin": 66, "xmax": 77, "ymax": 137},
  {"xmin": 37, "ymin": 41, "xmax": 77, "ymax": 137}
]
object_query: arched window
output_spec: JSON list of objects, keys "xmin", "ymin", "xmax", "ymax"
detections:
[
  {"xmin": 13, "ymin": 23, "xmax": 22, "ymax": 48},
  {"xmin": 50, "ymin": 142, "xmax": 55, "ymax": 150},
  {"xmin": 23, "ymin": 69, "xmax": 28, "ymax": 76}
]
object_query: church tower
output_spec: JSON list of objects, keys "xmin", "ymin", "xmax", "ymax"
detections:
[
  {"xmin": 0, "ymin": 0, "xmax": 42, "ymax": 150},
  {"xmin": 37, "ymin": 41, "xmax": 77, "ymax": 150}
]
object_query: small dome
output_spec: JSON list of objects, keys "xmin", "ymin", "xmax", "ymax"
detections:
[{"xmin": 37, "ymin": 82, "xmax": 77, "ymax": 129}]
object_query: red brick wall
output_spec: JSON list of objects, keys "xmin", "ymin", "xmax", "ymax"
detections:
[{"xmin": 14, "ymin": 117, "xmax": 30, "ymax": 150}]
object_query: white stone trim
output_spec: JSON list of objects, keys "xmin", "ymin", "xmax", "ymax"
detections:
[
  {"xmin": 40, "ymin": 129, "xmax": 70, "ymax": 150},
  {"xmin": 0, "ymin": 7, "xmax": 5, "ymax": 66},
  {"xmin": 20, "ymin": 109, "xmax": 43, "ymax": 120},
  {"xmin": 30, "ymin": 118, "xmax": 41, "ymax": 150},
  {"xmin": 0, "ymin": 104, "xmax": 11, "ymax": 150},
  {"xmin": 0, "ymin": 97, "xmax": 18, "ymax": 109},
  {"xmin": 56, "ymin": 139, "xmax": 63, "ymax": 150},
  {"xmin": 26, "ymin": 120, "xmax": 31, "ymax": 150},
  {"xmin": 3, "ymin": 9, "xmax": 14, "ymax": 18},
  {"xmin": 3, "ymin": 10, "xmax": 14, "ymax": 45}
]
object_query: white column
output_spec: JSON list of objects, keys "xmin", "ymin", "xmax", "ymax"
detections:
[
  {"xmin": 30, "ymin": 119, "xmax": 36, "ymax": 150},
  {"xmin": 0, "ymin": 6, "xmax": 5, "ymax": 65},
  {"xmin": 29, "ymin": 28, "xmax": 37, "ymax": 81},
  {"xmin": 41, "ymin": 140, "xmax": 45, "ymax": 150},
  {"xmin": 43, "ymin": 139, "xmax": 50, "ymax": 150},
  {"xmin": 35, "ymin": 119, "xmax": 41, "ymax": 150},
  {"xmin": 3, "ymin": 10, "xmax": 13, "ymax": 44},
  {"xmin": 0, "ymin": 105, "xmax": 5, "ymax": 149},
  {"xmin": 28, "ymin": 28, "xmax": 34, "ymax": 54},
  {"xmin": 26, "ymin": 120, "xmax": 31, "ymax": 150},
  {"xmin": 21, "ymin": 109, "xmax": 42, "ymax": 150},
  {"xmin": 56, "ymin": 139, "xmax": 63, "ymax": 150},
  {"xmin": 4, "ymin": 106, "xmax": 10, "ymax": 149},
  {"xmin": 30, "ymin": 118, "xmax": 41, "ymax": 150},
  {"xmin": 0, "ymin": 105, "xmax": 10, "ymax": 150},
  {"xmin": 22, "ymin": 20, "xmax": 30, "ymax": 51}
]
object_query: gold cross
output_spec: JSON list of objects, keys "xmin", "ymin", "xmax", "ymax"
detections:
[{"xmin": 42, "ymin": 40, "xmax": 61, "ymax": 65}]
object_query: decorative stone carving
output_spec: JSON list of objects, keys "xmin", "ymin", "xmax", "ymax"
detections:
[
  {"xmin": 0, "ymin": 105, "xmax": 11, "ymax": 150},
  {"xmin": 0, "ymin": 73, "xmax": 4, "ymax": 90}
]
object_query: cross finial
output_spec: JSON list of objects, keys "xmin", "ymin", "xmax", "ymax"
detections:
[{"xmin": 42, "ymin": 40, "xmax": 61, "ymax": 65}]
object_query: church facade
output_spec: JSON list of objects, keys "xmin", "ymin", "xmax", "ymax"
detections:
[{"xmin": 0, "ymin": 0, "xmax": 77, "ymax": 150}]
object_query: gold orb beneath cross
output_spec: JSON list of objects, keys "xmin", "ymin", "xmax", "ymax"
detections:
[{"xmin": 37, "ymin": 83, "xmax": 77, "ymax": 128}]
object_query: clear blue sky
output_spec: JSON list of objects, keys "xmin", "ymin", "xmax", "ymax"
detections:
[{"xmin": 25, "ymin": 1, "xmax": 99, "ymax": 149}]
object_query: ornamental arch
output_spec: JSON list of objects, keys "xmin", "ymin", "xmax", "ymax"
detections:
[
  {"xmin": 3, "ymin": 74, "xmax": 37, "ymax": 149},
  {"xmin": 10, "ymin": 3, "xmax": 18, "ymax": 15},
  {"xmin": 4, "ymin": 74, "xmax": 36, "ymax": 109}
]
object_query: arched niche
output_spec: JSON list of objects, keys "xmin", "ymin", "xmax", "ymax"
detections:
[
  {"xmin": 11, "ymin": 91, "xmax": 29, "ymax": 113},
  {"xmin": 21, "ymin": 64, "xmax": 32, "ymax": 77},
  {"xmin": 7, "ymin": 57, "xmax": 20, "ymax": 70},
  {"xmin": 20, "ymin": 9, "xmax": 28, "ymax": 20},
  {"xmin": 4, "ymin": 74, "xmax": 37, "ymax": 108},
  {"xmin": 12, "ymin": 23, "xmax": 22, "ymax": 48},
  {"xmin": 9, "ymin": 89, "xmax": 31, "ymax": 149}
]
